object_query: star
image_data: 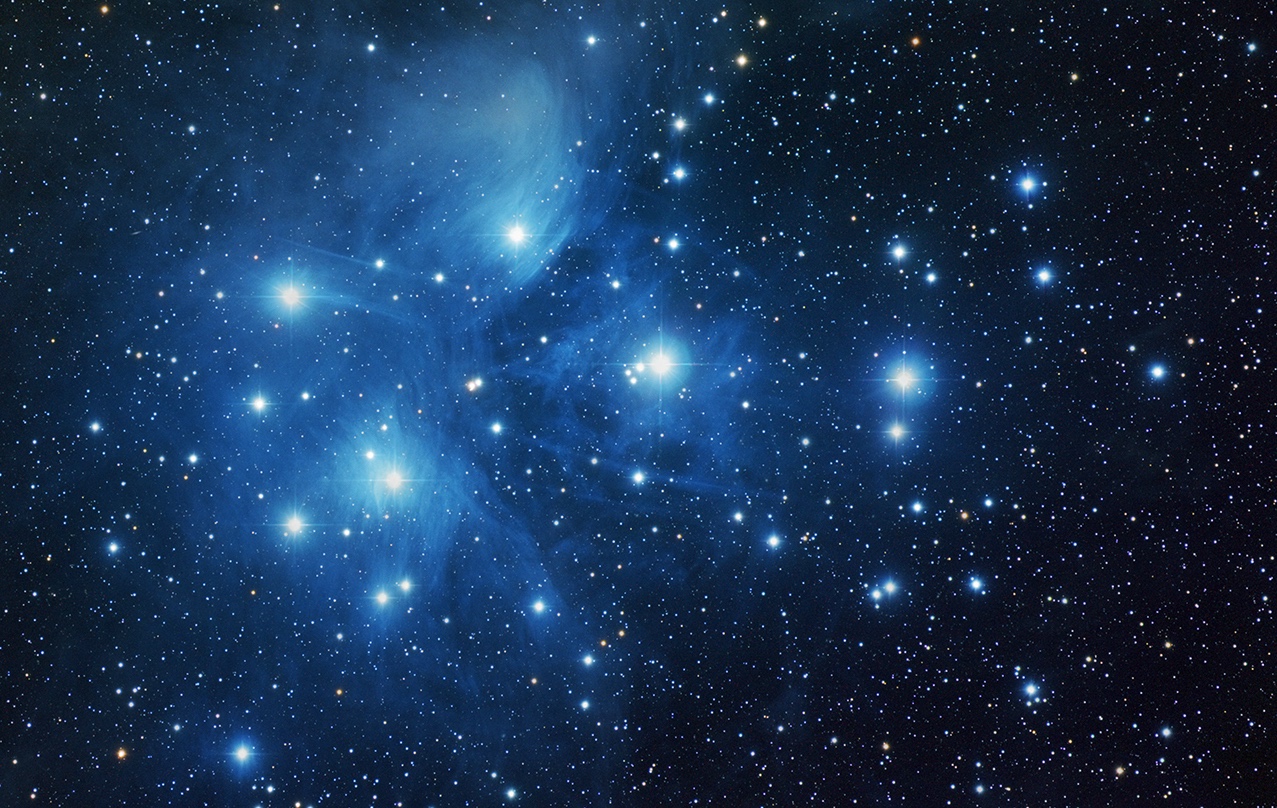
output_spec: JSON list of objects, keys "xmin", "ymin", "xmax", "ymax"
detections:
[{"xmin": 506, "ymin": 225, "xmax": 527, "ymax": 245}]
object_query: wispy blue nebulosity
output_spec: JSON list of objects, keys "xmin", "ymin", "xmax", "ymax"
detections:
[{"xmin": 7, "ymin": 0, "xmax": 1262, "ymax": 804}]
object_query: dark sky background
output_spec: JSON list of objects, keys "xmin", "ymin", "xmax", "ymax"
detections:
[{"xmin": 4, "ymin": 1, "xmax": 1275, "ymax": 805}]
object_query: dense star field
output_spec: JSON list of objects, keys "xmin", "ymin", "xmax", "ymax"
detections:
[{"xmin": 4, "ymin": 1, "xmax": 1275, "ymax": 804}]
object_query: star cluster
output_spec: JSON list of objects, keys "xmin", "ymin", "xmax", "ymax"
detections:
[{"xmin": 4, "ymin": 1, "xmax": 1275, "ymax": 805}]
